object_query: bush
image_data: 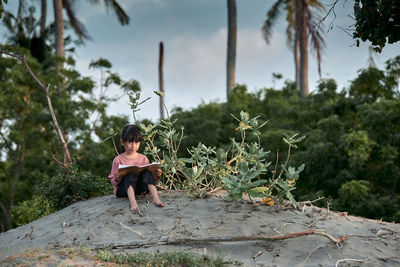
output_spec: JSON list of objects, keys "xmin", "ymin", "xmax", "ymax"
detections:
[
  {"xmin": 34, "ymin": 165, "xmax": 112, "ymax": 210},
  {"xmin": 12, "ymin": 195, "xmax": 55, "ymax": 226}
]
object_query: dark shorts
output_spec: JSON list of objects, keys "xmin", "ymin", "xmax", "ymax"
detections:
[{"xmin": 116, "ymin": 170, "xmax": 155, "ymax": 198}]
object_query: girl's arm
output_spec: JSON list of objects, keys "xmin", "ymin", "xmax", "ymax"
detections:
[{"xmin": 108, "ymin": 158, "xmax": 120, "ymax": 185}]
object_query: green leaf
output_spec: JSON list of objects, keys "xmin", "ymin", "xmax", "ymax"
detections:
[{"xmin": 250, "ymin": 186, "xmax": 269, "ymax": 193}]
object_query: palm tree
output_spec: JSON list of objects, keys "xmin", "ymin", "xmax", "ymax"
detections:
[
  {"xmin": 40, "ymin": 0, "xmax": 130, "ymax": 57},
  {"xmin": 262, "ymin": 0, "xmax": 325, "ymax": 97},
  {"xmin": 226, "ymin": 0, "xmax": 237, "ymax": 99},
  {"xmin": 53, "ymin": 0, "xmax": 64, "ymax": 58}
]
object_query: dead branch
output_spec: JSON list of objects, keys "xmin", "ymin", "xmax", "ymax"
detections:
[
  {"xmin": 335, "ymin": 258, "xmax": 368, "ymax": 267},
  {"xmin": 316, "ymin": 0, "xmax": 341, "ymax": 30},
  {"xmin": 208, "ymin": 218, "xmax": 225, "ymax": 229},
  {"xmin": 96, "ymin": 229, "xmax": 347, "ymax": 250},
  {"xmin": 119, "ymin": 222, "xmax": 145, "ymax": 240},
  {"xmin": 303, "ymin": 243, "xmax": 331, "ymax": 265},
  {"xmin": 299, "ymin": 196, "xmax": 325, "ymax": 212},
  {"xmin": 0, "ymin": 50, "xmax": 72, "ymax": 167},
  {"xmin": 163, "ymin": 217, "xmax": 181, "ymax": 237}
]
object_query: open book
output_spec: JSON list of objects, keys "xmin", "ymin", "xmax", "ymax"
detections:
[{"xmin": 117, "ymin": 162, "xmax": 160, "ymax": 181}]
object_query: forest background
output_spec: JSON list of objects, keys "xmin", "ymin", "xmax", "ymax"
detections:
[{"xmin": 0, "ymin": 0, "xmax": 399, "ymax": 232}]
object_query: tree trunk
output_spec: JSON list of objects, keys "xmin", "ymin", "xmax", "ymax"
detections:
[
  {"xmin": 53, "ymin": 0, "xmax": 65, "ymax": 93},
  {"xmin": 296, "ymin": 0, "xmax": 308, "ymax": 98},
  {"xmin": 53, "ymin": 0, "xmax": 64, "ymax": 58},
  {"xmin": 159, "ymin": 42, "xmax": 165, "ymax": 120},
  {"xmin": 226, "ymin": 0, "xmax": 237, "ymax": 99},
  {"xmin": 294, "ymin": 33, "xmax": 300, "ymax": 90},
  {"xmin": 40, "ymin": 0, "xmax": 47, "ymax": 36}
]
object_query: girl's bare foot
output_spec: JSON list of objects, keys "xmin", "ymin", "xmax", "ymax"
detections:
[
  {"xmin": 153, "ymin": 200, "xmax": 165, "ymax": 207},
  {"xmin": 130, "ymin": 202, "xmax": 139, "ymax": 212}
]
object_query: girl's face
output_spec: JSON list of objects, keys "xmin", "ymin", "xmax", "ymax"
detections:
[{"xmin": 121, "ymin": 140, "xmax": 140, "ymax": 155}]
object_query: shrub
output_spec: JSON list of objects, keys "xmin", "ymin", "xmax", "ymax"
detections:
[
  {"xmin": 34, "ymin": 165, "xmax": 112, "ymax": 210},
  {"xmin": 12, "ymin": 195, "xmax": 55, "ymax": 226}
]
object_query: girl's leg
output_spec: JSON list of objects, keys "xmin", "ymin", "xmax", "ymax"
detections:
[
  {"xmin": 127, "ymin": 185, "xmax": 138, "ymax": 212},
  {"xmin": 148, "ymin": 184, "xmax": 164, "ymax": 207},
  {"xmin": 140, "ymin": 170, "xmax": 164, "ymax": 207},
  {"xmin": 117, "ymin": 174, "xmax": 139, "ymax": 212}
]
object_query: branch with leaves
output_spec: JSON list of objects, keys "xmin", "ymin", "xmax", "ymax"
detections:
[{"xmin": 0, "ymin": 49, "xmax": 72, "ymax": 167}]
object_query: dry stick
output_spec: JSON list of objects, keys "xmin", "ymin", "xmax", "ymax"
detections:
[
  {"xmin": 300, "ymin": 196, "xmax": 325, "ymax": 212},
  {"xmin": 119, "ymin": 222, "xmax": 145, "ymax": 239},
  {"xmin": 0, "ymin": 51, "xmax": 72, "ymax": 167},
  {"xmin": 163, "ymin": 217, "xmax": 182, "ymax": 237},
  {"xmin": 208, "ymin": 218, "xmax": 225, "ymax": 229},
  {"xmin": 302, "ymin": 243, "xmax": 330, "ymax": 265},
  {"xmin": 335, "ymin": 258, "xmax": 368, "ymax": 267},
  {"xmin": 99, "ymin": 229, "xmax": 347, "ymax": 250}
]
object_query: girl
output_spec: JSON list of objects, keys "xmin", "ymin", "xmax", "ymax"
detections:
[{"xmin": 108, "ymin": 125, "xmax": 164, "ymax": 212}]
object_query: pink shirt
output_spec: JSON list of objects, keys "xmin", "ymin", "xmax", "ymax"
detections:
[{"xmin": 108, "ymin": 153, "xmax": 149, "ymax": 195}]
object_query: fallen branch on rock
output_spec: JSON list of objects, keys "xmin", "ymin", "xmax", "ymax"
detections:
[{"xmin": 95, "ymin": 229, "xmax": 347, "ymax": 250}]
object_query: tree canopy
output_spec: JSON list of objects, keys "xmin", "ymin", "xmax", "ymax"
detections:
[{"xmin": 353, "ymin": 0, "xmax": 400, "ymax": 52}]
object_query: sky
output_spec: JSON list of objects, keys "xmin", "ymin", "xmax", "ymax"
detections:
[{"xmin": 2, "ymin": 0, "xmax": 400, "ymax": 122}]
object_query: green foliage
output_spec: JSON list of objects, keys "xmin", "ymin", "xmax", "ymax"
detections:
[
  {"xmin": 34, "ymin": 165, "xmax": 112, "ymax": 210},
  {"xmin": 95, "ymin": 249, "xmax": 241, "ymax": 267},
  {"xmin": 163, "ymin": 58, "xmax": 400, "ymax": 222},
  {"xmin": 0, "ymin": 0, "xmax": 7, "ymax": 18},
  {"xmin": 353, "ymin": 0, "xmax": 400, "ymax": 52},
  {"xmin": 342, "ymin": 130, "xmax": 376, "ymax": 168},
  {"xmin": 138, "ymin": 94, "xmax": 305, "ymax": 206},
  {"xmin": 338, "ymin": 180, "xmax": 370, "ymax": 205},
  {"xmin": 12, "ymin": 196, "xmax": 55, "ymax": 226}
]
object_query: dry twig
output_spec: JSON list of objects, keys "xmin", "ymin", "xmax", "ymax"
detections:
[
  {"xmin": 208, "ymin": 219, "xmax": 225, "ymax": 229},
  {"xmin": 163, "ymin": 217, "xmax": 182, "ymax": 237},
  {"xmin": 96, "ymin": 229, "xmax": 347, "ymax": 250},
  {"xmin": 335, "ymin": 257, "xmax": 368, "ymax": 267},
  {"xmin": 302, "ymin": 243, "xmax": 330, "ymax": 265}
]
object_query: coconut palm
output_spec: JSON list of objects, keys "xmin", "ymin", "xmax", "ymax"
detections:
[
  {"xmin": 262, "ymin": 0, "xmax": 325, "ymax": 97},
  {"xmin": 226, "ymin": 0, "xmax": 237, "ymax": 98},
  {"xmin": 40, "ymin": 0, "xmax": 130, "ymax": 58}
]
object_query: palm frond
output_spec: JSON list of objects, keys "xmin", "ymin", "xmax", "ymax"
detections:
[
  {"xmin": 262, "ymin": 0, "xmax": 285, "ymax": 44},
  {"xmin": 103, "ymin": 0, "xmax": 130, "ymax": 25},
  {"xmin": 306, "ymin": 4, "xmax": 326, "ymax": 77},
  {"xmin": 62, "ymin": 0, "xmax": 90, "ymax": 40},
  {"xmin": 2, "ymin": 12, "xmax": 16, "ymax": 34}
]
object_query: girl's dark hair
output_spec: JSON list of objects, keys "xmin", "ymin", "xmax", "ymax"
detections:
[{"xmin": 121, "ymin": 125, "xmax": 142, "ymax": 152}]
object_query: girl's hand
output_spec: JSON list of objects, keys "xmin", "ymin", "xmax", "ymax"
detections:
[{"xmin": 114, "ymin": 172, "xmax": 121, "ymax": 183}]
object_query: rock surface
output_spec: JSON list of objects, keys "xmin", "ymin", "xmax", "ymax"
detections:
[{"xmin": 1, "ymin": 190, "xmax": 399, "ymax": 266}]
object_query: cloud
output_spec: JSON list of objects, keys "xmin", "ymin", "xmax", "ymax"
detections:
[{"xmin": 73, "ymin": 26, "xmax": 289, "ymax": 122}]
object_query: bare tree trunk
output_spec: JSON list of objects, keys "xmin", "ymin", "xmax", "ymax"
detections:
[
  {"xmin": 40, "ymin": 0, "xmax": 47, "ymax": 36},
  {"xmin": 294, "ymin": 33, "xmax": 300, "ymax": 89},
  {"xmin": 8, "ymin": 144, "xmax": 25, "ymax": 211},
  {"xmin": 53, "ymin": 0, "xmax": 65, "ymax": 93},
  {"xmin": 0, "ymin": 201, "xmax": 10, "ymax": 231},
  {"xmin": 53, "ymin": 0, "xmax": 64, "ymax": 58},
  {"xmin": 159, "ymin": 42, "xmax": 165, "ymax": 120},
  {"xmin": 296, "ymin": 0, "xmax": 308, "ymax": 98},
  {"xmin": 226, "ymin": 0, "xmax": 237, "ymax": 99}
]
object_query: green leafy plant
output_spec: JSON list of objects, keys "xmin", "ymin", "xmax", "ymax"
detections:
[
  {"xmin": 12, "ymin": 196, "xmax": 55, "ymax": 226},
  {"xmin": 133, "ymin": 91, "xmax": 305, "ymax": 206},
  {"xmin": 34, "ymin": 165, "xmax": 112, "ymax": 210}
]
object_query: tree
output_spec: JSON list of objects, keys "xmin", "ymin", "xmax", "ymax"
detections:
[
  {"xmin": 353, "ymin": 0, "xmax": 400, "ymax": 52},
  {"xmin": 226, "ymin": 0, "xmax": 237, "ymax": 99},
  {"xmin": 296, "ymin": 0, "xmax": 308, "ymax": 97},
  {"xmin": 53, "ymin": 0, "xmax": 64, "ymax": 58},
  {"xmin": 262, "ymin": 0, "xmax": 325, "ymax": 96},
  {"xmin": 0, "ymin": 0, "xmax": 7, "ymax": 18},
  {"xmin": 159, "ymin": 42, "xmax": 165, "ymax": 120}
]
